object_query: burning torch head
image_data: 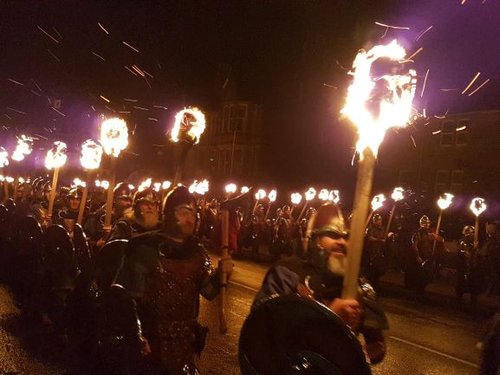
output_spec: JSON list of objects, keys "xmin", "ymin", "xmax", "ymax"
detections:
[
  {"xmin": 462, "ymin": 225, "xmax": 475, "ymax": 238},
  {"xmin": 162, "ymin": 185, "xmax": 198, "ymax": 239},
  {"xmin": 419, "ymin": 215, "xmax": 431, "ymax": 229}
]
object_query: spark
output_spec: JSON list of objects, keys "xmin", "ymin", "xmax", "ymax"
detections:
[
  {"xmin": 406, "ymin": 47, "xmax": 423, "ymax": 61},
  {"xmin": 461, "ymin": 0, "xmax": 467, "ymax": 4},
  {"xmin": 31, "ymin": 90, "xmax": 42, "ymax": 97},
  {"xmin": 98, "ymin": 22, "xmax": 109, "ymax": 35},
  {"xmin": 142, "ymin": 69, "xmax": 154, "ymax": 79},
  {"xmin": 33, "ymin": 133, "xmax": 48, "ymax": 140},
  {"xmin": 153, "ymin": 105, "xmax": 168, "ymax": 110},
  {"xmin": 91, "ymin": 51, "xmax": 106, "ymax": 61},
  {"xmin": 467, "ymin": 78, "xmax": 490, "ymax": 97},
  {"xmin": 122, "ymin": 41, "xmax": 139, "ymax": 53},
  {"xmin": 37, "ymin": 26, "xmax": 59, "ymax": 43},
  {"xmin": 456, "ymin": 125, "xmax": 467, "ymax": 131},
  {"xmin": 100, "ymin": 95, "xmax": 110, "ymax": 103},
  {"xmin": 118, "ymin": 110, "xmax": 131, "ymax": 114},
  {"xmin": 421, "ymin": 69, "xmax": 429, "ymax": 98},
  {"xmin": 415, "ymin": 26, "xmax": 433, "ymax": 42},
  {"xmin": 461, "ymin": 72, "xmax": 481, "ymax": 94},
  {"xmin": 6, "ymin": 107, "xmax": 26, "ymax": 115},
  {"xmin": 432, "ymin": 130, "xmax": 441, "ymax": 135},
  {"xmin": 131, "ymin": 65, "xmax": 145, "ymax": 77},
  {"xmin": 133, "ymin": 106, "xmax": 149, "ymax": 111},
  {"xmin": 52, "ymin": 27, "xmax": 63, "ymax": 41},
  {"xmin": 148, "ymin": 117, "xmax": 158, "ymax": 122},
  {"xmin": 410, "ymin": 135, "xmax": 417, "ymax": 148},
  {"xmin": 323, "ymin": 83, "xmax": 338, "ymax": 89},
  {"xmin": 4, "ymin": 114, "xmax": 11, "ymax": 120},
  {"xmin": 47, "ymin": 49, "xmax": 60, "ymax": 62},
  {"xmin": 440, "ymin": 88, "xmax": 459, "ymax": 92},
  {"xmin": 125, "ymin": 66, "xmax": 138, "ymax": 76},
  {"xmin": 123, "ymin": 98, "xmax": 139, "ymax": 102},
  {"xmin": 7, "ymin": 78, "xmax": 24, "ymax": 86},
  {"xmin": 375, "ymin": 22, "xmax": 410, "ymax": 30},
  {"xmin": 51, "ymin": 107, "xmax": 66, "ymax": 117}
]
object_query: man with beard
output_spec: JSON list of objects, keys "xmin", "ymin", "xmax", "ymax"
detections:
[
  {"xmin": 252, "ymin": 203, "xmax": 388, "ymax": 366},
  {"xmin": 107, "ymin": 188, "xmax": 161, "ymax": 242}
]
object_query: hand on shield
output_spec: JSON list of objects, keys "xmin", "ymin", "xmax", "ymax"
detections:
[{"xmin": 328, "ymin": 298, "xmax": 362, "ymax": 330}]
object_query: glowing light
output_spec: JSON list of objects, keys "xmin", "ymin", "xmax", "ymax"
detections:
[
  {"xmin": 371, "ymin": 194, "xmax": 386, "ymax": 211},
  {"xmin": 329, "ymin": 190, "xmax": 340, "ymax": 204},
  {"xmin": 72, "ymin": 178, "xmax": 86, "ymax": 188},
  {"xmin": 80, "ymin": 139, "xmax": 103, "ymax": 170},
  {"xmin": 225, "ymin": 183, "xmax": 237, "ymax": 194},
  {"xmin": 437, "ymin": 193, "xmax": 454, "ymax": 210},
  {"xmin": 138, "ymin": 178, "xmax": 152, "ymax": 192},
  {"xmin": 470, "ymin": 197, "xmax": 486, "ymax": 217},
  {"xmin": 100, "ymin": 117, "xmax": 129, "ymax": 157},
  {"xmin": 11, "ymin": 135, "xmax": 33, "ymax": 161},
  {"xmin": 5, "ymin": 176, "xmax": 14, "ymax": 183},
  {"xmin": 162, "ymin": 181, "xmax": 171, "ymax": 190},
  {"xmin": 100, "ymin": 180, "xmax": 110, "ymax": 190},
  {"xmin": 291, "ymin": 193, "xmax": 302, "ymax": 205},
  {"xmin": 128, "ymin": 184, "xmax": 135, "ymax": 191},
  {"xmin": 305, "ymin": 187, "xmax": 316, "ymax": 201},
  {"xmin": 170, "ymin": 108, "xmax": 206, "ymax": 145},
  {"xmin": 391, "ymin": 187, "xmax": 404, "ymax": 202},
  {"xmin": 45, "ymin": 141, "xmax": 68, "ymax": 170},
  {"xmin": 0, "ymin": 147, "xmax": 9, "ymax": 167},
  {"xmin": 268, "ymin": 189, "xmax": 277, "ymax": 203},
  {"xmin": 255, "ymin": 189, "xmax": 266, "ymax": 200},
  {"xmin": 195, "ymin": 179, "xmax": 209, "ymax": 195},
  {"xmin": 241, "ymin": 186, "xmax": 250, "ymax": 194},
  {"xmin": 18, "ymin": 177, "xmax": 25, "ymax": 184},
  {"xmin": 153, "ymin": 182, "xmax": 161, "ymax": 192},
  {"xmin": 341, "ymin": 40, "xmax": 417, "ymax": 157},
  {"xmin": 318, "ymin": 188, "xmax": 329, "ymax": 201}
]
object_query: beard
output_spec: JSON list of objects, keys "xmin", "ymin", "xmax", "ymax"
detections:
[
  {"xmin": 327, "ymin": 254, "xmax": 346, "ymax": 276},
  {"xmin": 138, "ymin": 211, "xmax": 159, "ymax": 229}
]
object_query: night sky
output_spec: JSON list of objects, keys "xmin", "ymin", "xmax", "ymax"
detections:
[{"xmin": 1, "ymin": 0, "xmax": 499, "ymax": 190}]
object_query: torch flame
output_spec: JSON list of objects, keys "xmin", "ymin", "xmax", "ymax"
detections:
[
  {"xmin": 0, "ymin": 147, "xmax": 9, "ymax": 167},
  {"xmin": 11, "ymin": 135, "xmax": 33, "ymax": 162},
  {"xmin": 371, "ymin": 194, "xmax": 386, "ymax": 211},
  {"xmin": 329, "ymin": 190, "xmax": 340, "ymax": 204},
  {"xmin": 291, "ymin": 193, "xmax": 302, "ymax": 205},
  {"xmin": 72, "ymin": 178, "xmax": 86, "ymax": 188},
  {"xmin": 153, "ymin": 182, "xmax": 161, "ymax": 192},
  {"xmin": 268, "ymin": 189, "xmax": 277, "ymax": 203},
  {"xmin": 437, "ymin": 193, "xmax": 454, "ymax": 210},
  {"xmin": 100, "ymin": 117, "xmax": 129, "ymax": 157},
  {"xmin": 195, "ymin": 179, "xmax": 209, "ymax": 195},
  {"xmin": 305, "ymin": 187, "xmax": 316, "ymax": 201},
  {"xmin": 170, "ymin": 108, "xmax": 206, "ymax": 145},
  {"xmin": 470, "ymin": 197, "xmax": 487, "ymax": 217},
  {"xmin": 225, "ymin": 183, "xmax": 237, "ymax": 194},
  {"xmin": 80, "ymin": 139, "xmax": 103, "ymax": 170},
  {"xmin": 255, "ymin": 189, "xmax": 266, "ymax": 200},
  {"xmin": 138, "ymin": 178, "xmax": 152, "ymax": 192},
  {"xmin": 341, "ymin": 40, "xmax": 417, "ymax": 157},
  {"xmin": 241, "ymin": 186, "xmax": 250, "ymax": 194},
  {"xmin": 318, "ymin": 189, "xmax": 329, "ymax": 201},
  {"xmin": 45, "ymin": 141, "xmax": 68, "ymax": 170},
  {"xmin": 162, "ymin": 180, "xmax": 171, "ymax": 190},
  {"xmin": 391, "ymin": 187, "xmax": 404, "ymax": 202}
]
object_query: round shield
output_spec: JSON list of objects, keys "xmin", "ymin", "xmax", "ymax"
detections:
[
  {"xmin": 44, "ymin": 224, "xmax": 78, "ymax": 288},
  {"xmin": 239, "ymin": 295, "xmax": 371, "ymax": 375},
  {"xmin": 73, "ymin": 223, "xmax": 92, "ymax": 275},
  {"xmin": 93, "ymin": 239, "xmax": 128, "ymax": 290}
]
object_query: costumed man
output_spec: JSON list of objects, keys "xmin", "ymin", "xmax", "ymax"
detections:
[
  {"xmin": 116, "ymin": 185, "xmax": 233, "ymax": 374},
  {"xmin": 363, "ymin": 213, "xmax": 387, "ymax": 291},
  {"xmin": 455, "ymin": 225, "xmax": 482, "ymax": 306},
  {"xmin": 107, "ymin": 188, "xmax": 162, "ymax": 242},
  {"xmin": 247, "ymin": 203, "xmax": 388, "ymax": 372},
  {"xmin": 481, "ymin": 221, "xmax": 500, "ymax": 304},
  {"xmin": 406, "ymin": 215, "xmax": 442, "ymax": 295}
]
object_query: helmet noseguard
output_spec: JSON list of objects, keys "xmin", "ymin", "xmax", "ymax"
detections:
[
  {"xmin": 307, "ymin": 203, "xmax": 348, "ymax": 239},
  {"xmin": 462, "ymin": 225, "xmax": 475, "ymax": 236},
  {"xmin": 372, "ymin": 213, "xmax": 383, "ymax": 223},
  {"xmin": 113, "ymin": 182, "xmax": 131, "ymax": 199},
  {"xmin": 419, "ymin": 215, "xmax": 431, "ymax": 226},
  {"xmin": 162, "ymin": 185, "xmax": 198, "ymax": 237},
  {"xmin": 67, "ymin": 187, "xmax": 83, "ymax": 200}
]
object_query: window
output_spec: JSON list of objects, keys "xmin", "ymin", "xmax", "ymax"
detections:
[
  {"xmin": 450, "ymin": 169, "xmax": 464, "ymax": 193},
  {"xmin": 456, "ymin": 119, "xmax": 470, "ymax": 146},
  {"xmin": 440, "ymin": 121, "xmax": 455, "ymax": 146},
  {"xmin": 222, "ymin": 103, "xmax": 247, "ymax": 133},
  {"xmin": 435, "ymin": 169, "xmax": 449, "ymax": 194}
]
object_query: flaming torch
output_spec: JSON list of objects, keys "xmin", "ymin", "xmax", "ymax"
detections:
[
  {"xmin": 298, "ymin": 187, "xmax": 316, "ymax": 221},
  {"xmin": 100, "ymin": 117, "xmax": 129, "ymax": 230},
  {"xmin": 0, "ymin": 147, "xmax": 9, "ymax": 202},
  {"xmin": 290, "ymin": 192, "xmax": 302, "ymax": 217},
  {"xmin": 44, "ymin": 141, "xmax": 68, "ymax": 222},
  {"xmin": 225, "ymin": 183, "xmax": 237, "ymax": 197},
  {"xmin": 318, "ymin": 188, "xmax": 330, "ymax": 201},
  {"xmin": 252, "ymin": 189, "xmax": 266, "ymax": 213},
  {"xmin": 10, "ymin": 135, "xmax": 34, "ymax": 201},
  {"xmin": 77, "ymin": 140, "xmax": 103, "ymax": 225},
  {"xmin": 385, "ymin": 187, "xmax": 404, "ymax": 236},
  {"xmin": 265, "ymin": 189, "xmax": 277, "ymax": 219},
  {"xmin": 470, "ymin": 197, "xmax": 487, "ymax": 249},
  {"xmin": 170, "ymin": 108, "xmax": 206, "ymax": 186},
  {"xmin": 365, "ymin": 194, "xmax": 386, "ymax": 228},
  {"xmin": 341, "ymin": 40, "xmax": 417, "ymax": 299},
  {"xmin": 329, "ymin": 190, "xmax": 340, "ymax": 205},
  {"xmin": 431, "ymin": 193, "xmax": 454, "ymax": 253}
]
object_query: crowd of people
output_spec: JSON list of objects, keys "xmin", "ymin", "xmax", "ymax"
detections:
[{"xmin": 0, "ymin": 176, "xmax": 499, "ymax": 373}]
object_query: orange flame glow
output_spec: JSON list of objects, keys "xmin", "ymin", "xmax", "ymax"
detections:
[
  {"xmin": 391, "ymin": 187, "xmax": 404, "ymax": 202},
  {"xmin": 45, "ymin": 141, "xmax": 68, "ymax": 170},
  {"xmin": 291, "ymin": 193, "xmax": 302, "ymax": 205},
  {"xmin": 80, "ymin": 139, "xmax": 103, "ymax": 170},
  {"xmin": 470, "ymin": 197, "xmax": 486, "ymax": 217},
  {"xmin": 170, "ymin": 108, "xmax": 206, "ymax": 145},
  {"xmin": 341, "ymin": 40, "xmax": 417, "ymax": 157},
  {"xmin": 0, "ymin": 147, "xmax": 9, "ymax": 167},
  {"xmin": 371, "ymin": 194, "xmax": 386, "ymax": 211},
  {"xmin": 12, "ymin": 135, "xmax": 33, "ymax": 162},
  {"xmin": 100, "ymin": 117, "xmax": 129, "ymax": 157},
  {"xmin": 437, "ymin": 193, "xmax": 454, "ymax": 210}
]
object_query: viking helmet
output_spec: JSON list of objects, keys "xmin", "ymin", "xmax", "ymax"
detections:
[
  {"xmin": 462, "ymin": 225, "xmax": 475, "ymax": 236},
  {"xmin": 162, "ymin": 185, "xmax": 198, "ymax": 237},
  {"xmin": 307, "ymin": 203, "xmax": 348, "ymax": 240},
  {"xmin": 419, "ymin": 215, "xmax": 431, "ymax": 227}
]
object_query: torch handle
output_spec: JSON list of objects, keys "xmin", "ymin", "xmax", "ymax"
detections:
[
  {"xmin": 103, "ymin": 160, "xmax": 117, "ymax": 228},
  {"xmin": 343, "ymin": 149, "xmax": 376, "ymax": 299},
  {"xmin": 297, "ymin": 201, "xmax": 309, "ymax": 222},
  {"xmin": 474, "ymin": 216, "xmax": 479, "ymax": 250},
  {"xmin": 219, "ymin": 209, "xmax": 230, "ymax": 334},
  {"xmin": 365, "ymin": 210, "xmax": 374, "ymax": 230},
  {"xmin": 432, "ymin": 211, "xmax": 443, "ymax": 254},
  {"xmin": 384, "ymin": 204, "xmax": 396, "ymax": 237},
  {"xmin": 77, "ymin": 185, "xmax": 89, "ymax": 225},
  {"xmin": 264, "ymin": 203, "xmax": 272, "ymax": 220},
  {"xmin": 47, "ymin": 167, "xmax": 60, "ymax": 220}
]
